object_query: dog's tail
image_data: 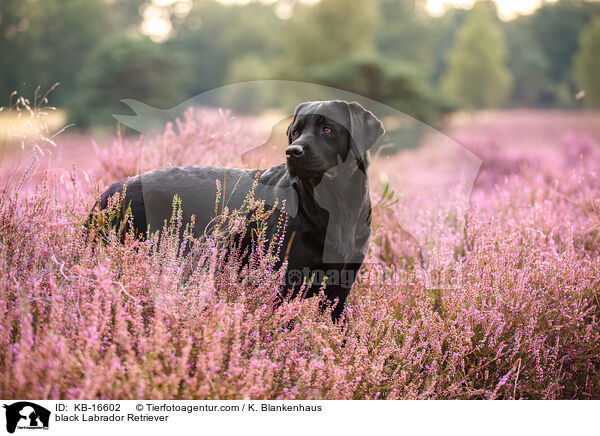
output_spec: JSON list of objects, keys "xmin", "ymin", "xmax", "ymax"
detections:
[{"xmin": 83, "ymin": 180, "xmax": 129, "ymax": 246}]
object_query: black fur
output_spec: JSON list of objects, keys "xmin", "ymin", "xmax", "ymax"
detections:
[{"xmin": 88, "ymin": 100, "xmax": 384, "ymax": 321}]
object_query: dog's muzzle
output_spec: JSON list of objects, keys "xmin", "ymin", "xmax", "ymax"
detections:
[
  {"xmin": 285, "ymin": 144, "xmax": 304, "ymax": 160},
  {"xmin": 285, "ymin": 143, "xmax": 328, "ymax": 178}
]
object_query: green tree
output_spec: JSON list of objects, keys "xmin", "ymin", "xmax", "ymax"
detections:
[
  {"xmin": 441, "ymin": 1, "xmax": 512, "ymax": 108},
  {"xmin": 169, "ymin": 0, "xmax": 282, "ymax": 98},
  {"xmin": 0, "ymin": 0, "xmax": 129, "ymax": 106},
  {"xmin": 503, "ymin": 16, "xmax": 552, "ymax": 107},
  {"xmin": 72, "ymin": 34, "xmax": 188, "ymax": 126},
  {"xmin": 376, "ymin": 0, "xmax": 430, "ymax": 64},
  {"xmin": 574, "ymin": 16, "xmax": 600, "ymax": 108},
  {"xmin": 530, "ymin": 0, "xmax": 600, "ymax": 85},
  {"xmin": 427, "ymin": 8, "xmax": 469, "ymax": 87},
  {"xmin": 281, "ymin": 0, "xmax": 379, "ymax": 71},
  {"xmin": 307, "ymin": 52, "xmax": 452, "ymax": 125},
  {"xmin": 526, "ymin": 0, "xmax": 600, "ymax": 106},
  {"xmin": 221, "ymin": 55, "xmax": 279, "ymax": 113}
]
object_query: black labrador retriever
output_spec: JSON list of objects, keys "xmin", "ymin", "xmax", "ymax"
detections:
[{"xmin": 89, "ymin": 100, "xmax": 384, "ymax": 320}]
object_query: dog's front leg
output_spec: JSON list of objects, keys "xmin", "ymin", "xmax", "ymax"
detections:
[{"xmin": 320, "ymin": 285, "xmax": 350, "ymax": 323}]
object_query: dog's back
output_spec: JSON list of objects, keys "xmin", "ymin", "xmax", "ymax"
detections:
[{"xmin": 87, "ymin": 164, "xmax": 297, "ymax": 241}]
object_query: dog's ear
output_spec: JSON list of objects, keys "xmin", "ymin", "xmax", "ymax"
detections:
[
  {"xmin": 347, "ymin": 101, "xmax": 385, "ymax": 167},
  {"xmin": 286, "ymin": 102, "xmax": 309, "ymax": 144},
  {"xmin": 359, "ymin": 148, "xmax": 371, "ymax": 171}
]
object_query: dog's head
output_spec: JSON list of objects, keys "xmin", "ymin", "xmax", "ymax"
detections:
[{"xmin": 285, "ymin": 100, "xmax": 384, "ymax": 180}]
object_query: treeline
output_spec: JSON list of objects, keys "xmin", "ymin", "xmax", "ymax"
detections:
[{"xmin": 1, "ymin": 0, "xmax": 599, "ymax": 128}]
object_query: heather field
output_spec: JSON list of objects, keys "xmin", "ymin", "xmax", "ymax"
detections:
[{"xmin": 1, "ymin": 109, "xmax": 599, "ymax": 400}]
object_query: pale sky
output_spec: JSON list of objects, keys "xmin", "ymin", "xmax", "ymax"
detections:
[
  {"xmin": 141, "ymin": 0, "xmax": 557, "ymax": 41},
  {"xmin": 426, "ymin": 0, "xmax": 558, "ymax": 20}
]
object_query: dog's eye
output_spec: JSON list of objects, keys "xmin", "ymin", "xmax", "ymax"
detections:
[
  {"xmin": 322, "ymin": 127, "xmax": 333, "ymax": 135},
  {"xmin": 292, "ymin": 130, "xmax": 300, "ymax": 138}
]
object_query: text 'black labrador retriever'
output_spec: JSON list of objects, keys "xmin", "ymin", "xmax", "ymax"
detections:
[{"xmin": 90, "ymin": 100, "xmax": 385, "ymax": 320}]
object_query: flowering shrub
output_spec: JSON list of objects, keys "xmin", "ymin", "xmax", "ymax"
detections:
[{"xmin": 1, "ymin": 110, "xmax": 599, "ymax": 399}]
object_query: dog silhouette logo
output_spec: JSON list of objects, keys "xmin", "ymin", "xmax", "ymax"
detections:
[{"xmin": 3, "ymin": 402, "xmax": 50, "ymax": 433}]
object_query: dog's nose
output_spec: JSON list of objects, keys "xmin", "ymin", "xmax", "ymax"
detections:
[{"xmin": 286, "ymin": 144, "xmax": 304, "ymax": 159}]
